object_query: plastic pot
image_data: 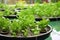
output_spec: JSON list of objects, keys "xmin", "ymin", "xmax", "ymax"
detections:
[
  {"xmin": 0, "ymin": 25, "xmax": 52, "ymax": 40},
  {"xmin": 35, "ymin": 17, "xmax": 60, "ymax": 21},
  {"xmin": 4, "ymin": 15, "xmax": 17, "ymax": 18}
]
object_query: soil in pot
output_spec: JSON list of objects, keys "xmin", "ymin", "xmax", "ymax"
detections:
[{"xmin": 0, "ymin": 29, "xmax": 10, "ymax": 35}]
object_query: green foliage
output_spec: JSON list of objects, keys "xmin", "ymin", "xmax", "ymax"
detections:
[
  {"xmin": 0, "ymin": 13, "xmax": 50, "ymax": 37},
  {"xmin": 0, "ymin": 17, "xmax": 10, "ymax": 32},
  {"xmin": 22, "ymin": 29, "xmax": 28, "ymax": 37},
  {"xmin": 0, "ymin": 3, "xmax": 15, "ymax": 16},
  {"xmin": 17, "ymin": 10, "xmax": 35, "ymax": 32},
  {"xmin": 35, "ymin": 0, "xmax": 41, "ymax": 3},
  {"xmin": 9, "ymin": 19, "xmax": 22, "ymax": 36},
  {"xmin": 0, "ymin": 12, "xmax": 4, "ymax": 17},
  {"xmin": 15, "ymin": 2, "xmax": 26, "ymax": 9},
  {"xmin": 37, "ymin": 18, "xmax": 50, "ymax": 29},
  {"xmin": 0, "ymin": 3, "xmax": 4, "ymax": 8},
  {"xmin": 30, "ymin": 2, "xmax": 60, "ymax": 17},
  {"xmin": 56, "ymin": 1, "xmax": 60, "ymax": 8},
  {"xmin": 3, "ymin": 5, "xmax": 15, "ymax": 16},
  {"xmin": 0, "ymin": 2, "xmax": 52, "ymax": 37},
  {"xmin": 31, "ymin": 26, "xmax": 41, "ymax": 35}
]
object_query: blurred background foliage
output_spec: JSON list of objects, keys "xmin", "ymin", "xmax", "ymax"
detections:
[{"xmin": 0, "ymin": 0, "xmax": 60, "ymax": 4}]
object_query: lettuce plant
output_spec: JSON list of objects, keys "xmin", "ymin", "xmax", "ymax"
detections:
[
  {"xmin": 9, "ymin": 19, "xmax": 22, "ymax": 36},
  {"xmin": 17, "ymin": 9, "xmax": 50, "ymax": 36},
  {"xmin": 3, "ymin": 5, "xmax": 15, "ymax": 16},
  {"xmin": 32, "ymin": 2, "xmax": 60, "ymax": 17},
  {"xmin": 0, "ymin": 17, "xmax": 11, "ymax": 32}
]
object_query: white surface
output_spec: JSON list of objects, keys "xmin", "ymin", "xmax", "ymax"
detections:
[{"xmin": 51, "ymin": 29, "xmax": 60, "ymax": 40}]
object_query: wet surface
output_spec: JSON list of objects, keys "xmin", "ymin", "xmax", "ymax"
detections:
[{"xmin": 46, "ymin": 20, "xmax": 60, "ymax": 40}]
